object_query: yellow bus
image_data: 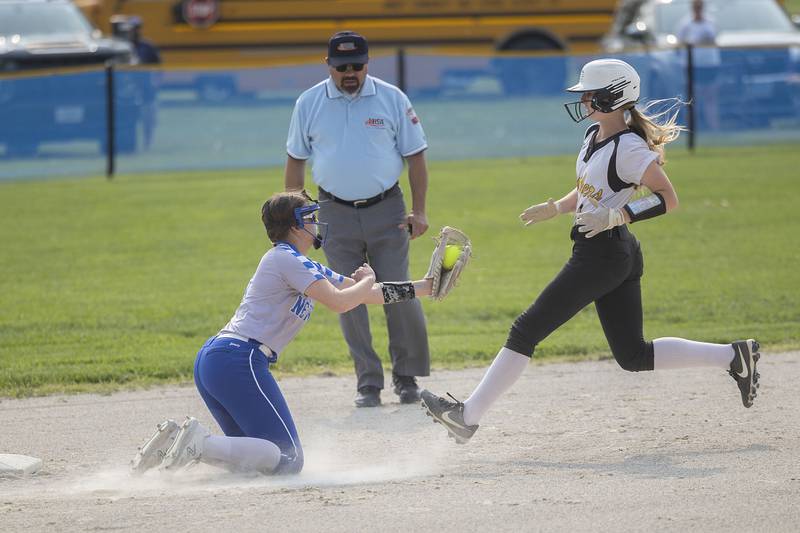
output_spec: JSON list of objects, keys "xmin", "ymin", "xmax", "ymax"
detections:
[
  {"xmin": 77, "ymin": 0, "xmax": 618, "ymax": 66},
  {"xmin": 75, "ymin": 0, "xmax": 619, "ymax": 99}
]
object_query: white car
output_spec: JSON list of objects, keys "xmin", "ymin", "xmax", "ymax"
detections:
[
  {"xmin": 602, "ymin": 0, "xmax": 800, "ymax": 128},
  {"xmin": 0, "ymin": 0, "xmax": 140, "ymax": 157}
]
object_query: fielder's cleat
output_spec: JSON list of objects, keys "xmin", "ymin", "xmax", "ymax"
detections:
[
  {"xmin": 130, "ymin": 419, "xmax": 180, "ymax": 474},
  {"xmin": 420, "ymin": 390, "xmax": 478, "ymax": 444},
  {"xmin": 159, "ymin": 416, "xmax": 210, "ymax": 471},
  {"xmin": 729, "ymin": 339, "xmax": 761, "ymax": 408}
]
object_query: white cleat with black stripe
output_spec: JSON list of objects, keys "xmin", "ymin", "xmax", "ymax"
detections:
[
  {"xmin": 729, "ymin": 339, "xmax": 761, "ymax": 408},
  {"xmin": 130, "ymin": 419, "xmax": 180, "ymax": 474},
  {"xmin": 420, "ymin": 390, "xmax": 478, "ymax": 444}
]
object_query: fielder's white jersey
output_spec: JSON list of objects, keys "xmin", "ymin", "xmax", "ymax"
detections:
[
  {"xmin": 574, "ymin": 124, "xmax": 659, "ymax": 216},
  {"xmin": 222, "ymin": 242, "xmax": 344, "ymax": 354}
]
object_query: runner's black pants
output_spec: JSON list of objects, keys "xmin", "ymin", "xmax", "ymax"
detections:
[{"xmin": 505, "ymin": 224, "xmax": 654, "ymax": 371}]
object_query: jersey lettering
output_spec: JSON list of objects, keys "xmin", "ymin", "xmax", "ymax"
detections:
[
  {"xmin": 290, "ymin": 295, "xmax": 314, "ymax": 321},
  {"xmin": 576, "ymin": 174, "xmax": 604, "ymax": 202}
]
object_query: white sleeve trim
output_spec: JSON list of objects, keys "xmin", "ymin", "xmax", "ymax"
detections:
[
  {"xmin": 286, "ymin": 150, "xmax": 310, "ymax": 161},
  {"xmin": 402, "ymin": 144, "xmax": 428, "ymax": 158}
]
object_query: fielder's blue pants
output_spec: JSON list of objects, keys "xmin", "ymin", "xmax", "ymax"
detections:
[{"xmin": 194, "ymin": 336, "xmax": 304, "ymax": 474}]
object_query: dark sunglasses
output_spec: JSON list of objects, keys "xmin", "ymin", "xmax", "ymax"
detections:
[{"xmin": 334, "ymin": 63, "xmax": 365, "ymax": 73}]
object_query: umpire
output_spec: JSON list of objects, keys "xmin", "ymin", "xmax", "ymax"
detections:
[{"xmin": 284, "ymin": 31, "xmax": 431, "ymax": 407}]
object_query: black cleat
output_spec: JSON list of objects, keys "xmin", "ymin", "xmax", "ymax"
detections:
[
  {"xmin": 392, "ymin": 374, "xmax": 421, "ymax": 404},
  {"xmin": 354, "ymin": 386, "xmax": 381, "ymax": 408},
  {"xmin": 420, "ymin": 390, "xmax": 478, "ymax": 444},
  {"xmin": 729, "ymin": 339, "xmax": 761, "ymax": 408}
]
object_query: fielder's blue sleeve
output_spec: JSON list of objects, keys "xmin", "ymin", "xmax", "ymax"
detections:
[
  {"xmin": 277, "ymin": 248, "xmax": 325, "ymax": 294},
  {"xmin": 311, "ymin": 260, "xmax": 346, "ymax": 286}
]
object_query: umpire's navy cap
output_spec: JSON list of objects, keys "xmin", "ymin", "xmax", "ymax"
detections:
[{"xmin": 327, "ymin": 31, "xmax": 369, "ymax": 67}]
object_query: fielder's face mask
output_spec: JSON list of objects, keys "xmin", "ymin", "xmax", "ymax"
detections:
[{"xmin": 294, "ymin": 203, "xmax": 328, "ymax": 249}]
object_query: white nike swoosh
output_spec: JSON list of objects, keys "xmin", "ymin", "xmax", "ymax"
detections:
[
  {"xmin": 442, "ymin": 410, "xmax": 468, "ymax": 430},
  {"xmin": 735, "ymin": 349, "xmax": 750, "ymax": 379}
]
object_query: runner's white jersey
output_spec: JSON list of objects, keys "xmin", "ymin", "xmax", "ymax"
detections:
[{"xmin": 574, "ymin": 124, "xmax": 659, "ymax": 216}]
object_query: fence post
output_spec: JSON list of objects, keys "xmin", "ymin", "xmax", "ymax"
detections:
[
  {"xmin": 686, "ymin": 44, "xmax": 695, "ymax": 152},
  {"xmin": 396, "ymin": 48, "xmax": 406, "ymax": 94},
  {"xmin": 105, "ymin": 62, "xmax": 115, "ymax": 179}
]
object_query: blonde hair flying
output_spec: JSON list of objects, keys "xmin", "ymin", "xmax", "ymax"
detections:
[{"xmin": 625, "ymin": 99, "xmax": 686, "ymax": 164}]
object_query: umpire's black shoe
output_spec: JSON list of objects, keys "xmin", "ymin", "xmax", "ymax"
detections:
[
  {"xmin": 392, "ymin": 374, "xmax": 421, "ymax": 404},
  {"xmin": 354, "ymin": 386, "xmax": 381, "ymax": 408},
  {"xmin": 729, "ymin": 339, "xmax": 761, "ymax": 408},
  {"xmin": 420, "ymin": 390, "xmax": 478, "ymax": 444}
]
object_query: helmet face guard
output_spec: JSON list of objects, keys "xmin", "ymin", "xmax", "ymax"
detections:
[
  {"xmin": 564, "ymin": 59, "xmax": 639, "ymax": 123},
  {"xmin": 564, "ymin": 97, "xmax": 596, "ymax": 123},
  {"xmin": 293, "ymin": 203, "xmax": 328, "ymax": 249},
  {"xmin": 564, "ymin": 81, "xmax": 634, "ymax": 123}
]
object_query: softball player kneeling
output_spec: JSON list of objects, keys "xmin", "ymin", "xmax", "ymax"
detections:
[
  {"xmin": 421, "ymin": 59, "xmax": 761, "ymax": 444},
  {"xmin": 131, "ymin": 190, "xmax": 433, "ymax": 475}
]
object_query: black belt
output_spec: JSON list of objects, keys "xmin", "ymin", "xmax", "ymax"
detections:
[{"xmin": 319, "ymin": 182, "xmax": 399, "ymax": 208}]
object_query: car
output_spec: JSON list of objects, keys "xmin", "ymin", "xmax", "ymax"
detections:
[
  {"xmin": 601, "ymin": 0, "xmax": 800, "ymax": 129},
  {"xmin": 0, "ymin": 0, "xmax": 141, "ymax": 157}
]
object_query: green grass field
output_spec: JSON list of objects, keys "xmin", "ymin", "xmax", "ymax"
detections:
[{"xmin": 1, "ymin": 144, "xmax": 799, "ymax": 397}]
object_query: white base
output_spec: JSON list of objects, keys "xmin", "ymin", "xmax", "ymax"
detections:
[{"xmin": 0, "ymin": 454, "xmax": 43, "ymax": 475}]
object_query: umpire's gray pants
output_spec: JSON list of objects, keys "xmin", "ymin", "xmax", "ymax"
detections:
[{"xmin": 318, "ymin": 187, "xmax": 430, "ymax": 390}]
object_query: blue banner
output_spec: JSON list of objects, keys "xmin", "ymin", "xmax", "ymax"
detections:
[{"xmin": 2, "ymin": 47, "xmax": 799, "ymax": 180}]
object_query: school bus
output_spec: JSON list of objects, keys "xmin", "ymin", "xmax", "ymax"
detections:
[
  {"xmin": 78, "ymin": 0, "xmax": 618, "ymax": 61},
  {"xmin": 76, "ymin": 0, "xmax": 619, "ymax": 97}
]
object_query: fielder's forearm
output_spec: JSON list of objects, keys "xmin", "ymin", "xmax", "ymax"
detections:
[
  {"xmin": 307, "ymin": 277, "xmax": 376, "ymax": 314},
  {"xmin": 331, "ymin": 278, "xmax": 376, "ymax": 313},
  {"xmin": 413, "ymin": 278, "xmax": 433, "ymax": 297}
]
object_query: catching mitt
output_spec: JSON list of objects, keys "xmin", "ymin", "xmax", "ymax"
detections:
[{"xmin": 425, "ymin": 226, "xmax": 472, "ymax": 301}]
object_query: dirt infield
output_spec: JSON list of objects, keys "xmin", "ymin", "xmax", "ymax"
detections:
[{"xmin": 1, "ymin": 351, "xmax": 798, "ymax": 532}]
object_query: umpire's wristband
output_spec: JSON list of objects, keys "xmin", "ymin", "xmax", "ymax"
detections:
[{"xmin": 623, "ymin": 192, "xmax": 666, "ymax": 223}]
